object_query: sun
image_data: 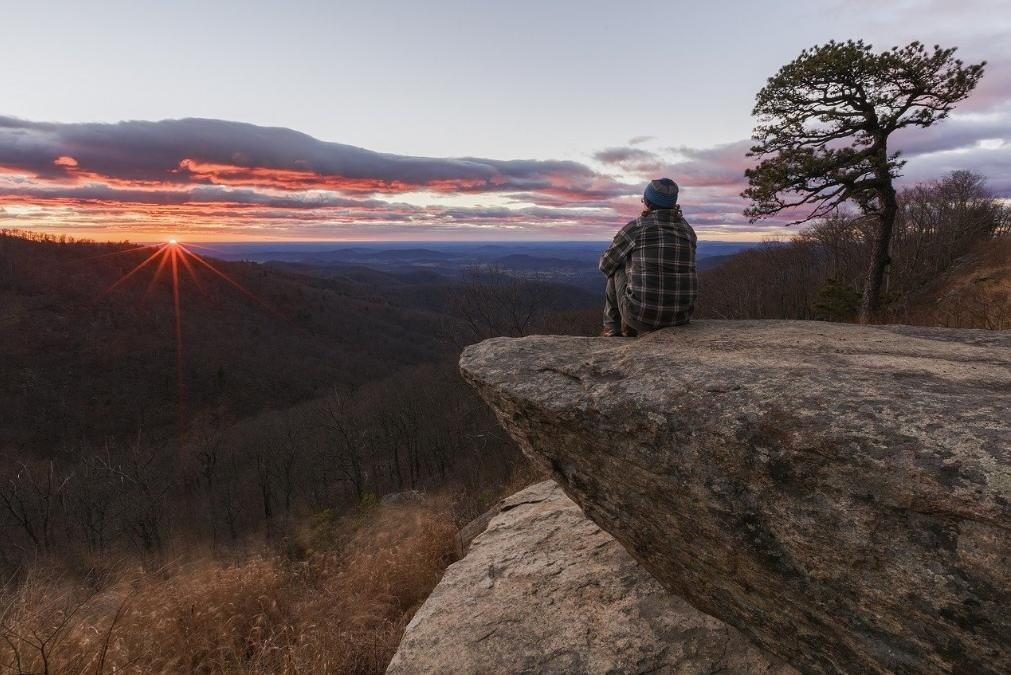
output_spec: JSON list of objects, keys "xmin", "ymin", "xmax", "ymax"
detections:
[{"xmin": 102, "ymin": 237, "xmax": 267, "ymax": 429}]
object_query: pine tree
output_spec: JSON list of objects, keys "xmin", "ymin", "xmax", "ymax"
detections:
[{"xmin": 743, "ymin": 40, "xmax": 985, "ymax": 322}]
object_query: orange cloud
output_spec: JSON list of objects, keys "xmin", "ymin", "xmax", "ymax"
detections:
[{"xmin": 174, "ymin": 158, "xmax": 506, "ymax": 194}]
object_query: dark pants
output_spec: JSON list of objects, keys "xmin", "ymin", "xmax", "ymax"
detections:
[{"xmin": 603, "ymin": 269, "xmax": 651, "ymax": 336}]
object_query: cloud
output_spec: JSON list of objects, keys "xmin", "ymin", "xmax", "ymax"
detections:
[
  {"xmin": 0, "ymin": 182, "xmax": 387, "ymax": 209},
  {"xmin": 0, "ymin": 115, "xmax": 646, "ymax": 238},
  {"xmin": 0, "ymin": 116, "xmax": 623, "ymax": 199},
  {"xmin": 4, "ymin": 108, "xmax": 1008, "ymax": 241},
  {"xmin": 590, "ymin": 140, "xmax": 753, "ymax": 188},
  {"xmin": 628, "ymin": 135, "xmax": 655, "ymax": 146},
  {"xmin": 662, "ymin": 141, "xmax": 754, "ymax": 188},
  {"xmin": 591, "ymin": 147, "xmax": 667, "ymax": 177},
  {"xmin": 901, "ymin": 143, "xmax": 1011, "ymax": 194},
  {"xmin": 892, "ymin": 109, "xmax": 1011, "ymax": 157},
  {"xmin": 593, "ymin": 147, "xmax": 657, "ymax": 165},
  {"xmin": 942, "ymin": 55, "xmax": 1011, "ymax": 115}
]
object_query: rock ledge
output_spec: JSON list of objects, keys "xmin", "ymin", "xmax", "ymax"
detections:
[
  {"xmin": 460, "ymin": 320, "xmax": 1011, "ymax": 674},
  {"xmin": 388, "ymin": 480, "xmax": 792, "ymax": 674}
]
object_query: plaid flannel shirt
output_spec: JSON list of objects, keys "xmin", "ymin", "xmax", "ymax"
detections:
[{"xmin": 599, "ymin": 207, "xmax": 698, "ymax": 327}]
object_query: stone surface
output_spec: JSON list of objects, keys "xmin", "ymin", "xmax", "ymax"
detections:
[
  {"xmin": 454, "ymin": 502, "xmax": 497, "ymax": 556},
  {"xmin": 459, "ymin": 320, "xmax": 1011, "ymax": 674},
  {"xmin": 387, "ymin": 480, "xmax": 794, "ymax": 675}
]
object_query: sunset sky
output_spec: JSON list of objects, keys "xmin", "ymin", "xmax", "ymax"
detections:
[{"xmin": 2, "ymin": 0, "xmax": 1009, "ymax": 242}]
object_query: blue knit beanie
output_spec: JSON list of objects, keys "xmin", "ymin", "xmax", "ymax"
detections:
[{"xmin": 644, "ymin": 178, "xmax": 679, "ymax": 208}]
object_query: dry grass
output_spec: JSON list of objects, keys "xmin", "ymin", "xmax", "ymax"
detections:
[
  {"xmin": 0, "ymin": 497, "xmax": 459, "ymax": 674},
  {"xmin": 895, "ymin": 238, "xmax": 1011, "ymax": 330}
]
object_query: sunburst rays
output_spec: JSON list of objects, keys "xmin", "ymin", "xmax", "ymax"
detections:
[{"xmin": 101, "ymin": 240, "xmax": 263, "ymax": 429}]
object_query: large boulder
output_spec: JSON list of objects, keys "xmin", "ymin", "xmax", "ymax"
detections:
[
  {"xmin": 388, "ymin": 480, "xmax": 794, "ymax": 674},
  {"xmin": 459, "ymin": 320, "xmax": 1011, "ymax": 674}
]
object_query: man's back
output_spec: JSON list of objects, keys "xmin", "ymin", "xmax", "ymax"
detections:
[{"xmin": 599, "ymin": 206, "xmax": 698, "ymax": 329}]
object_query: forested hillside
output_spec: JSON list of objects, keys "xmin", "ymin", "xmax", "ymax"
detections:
[
  {"xmin": 0, "ymin": 232, "xmax": 461, "ymax": 450},
  {"xmin": 0, "ymin": 231, "xmax": 601, "ymax": 569},
  {"xmin": 697, "ymin": 172, "xmax": 1010, "ymax": 327}
]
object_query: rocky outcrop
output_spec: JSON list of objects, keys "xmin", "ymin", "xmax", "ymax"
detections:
[
  {"xmin": 459, "ymin": 321, "xmax": 1011, "ymax": 674},
  {"xmin": 388, "ymin": 480, "xmax": 794, "ymax": 674}
]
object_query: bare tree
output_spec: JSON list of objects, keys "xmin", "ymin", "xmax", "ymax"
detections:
[
  {"xmin": 0, "ymin": 461, "xmax": 71, "ymax": 556},
  {"xmin": 67, "ymin": 456, "xmax": 120, "ymax": 555},
  {"xmin": 187, "ymin": 416, "xmax": 228, "ymax": 548},
  {"xmin": 318, "ymin": 388, "xmax": 368, "ymax": 502},
  {"xmin": 451, "ymin": 266, "xmax": 558, "ymax": 343},
  {"xmin": 272, "ymin": 409, "xmax": 306, "ymax": 516},
  {"xmin": 94, "ymin": 434, "xmax": 172, "ymax": 554}
]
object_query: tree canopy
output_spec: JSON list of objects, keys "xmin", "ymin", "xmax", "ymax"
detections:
[
  {"xmin": 743, "ymin": 40, "xmax": 985, "ymax": 224},
  {"xmin": 742, "ymin": 40, "xmax": 985, "ymax": 320}
]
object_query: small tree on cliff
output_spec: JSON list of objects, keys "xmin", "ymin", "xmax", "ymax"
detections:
[{"xmin": 743, "ymin": 40, "xmax": 985, "ymax": 322}]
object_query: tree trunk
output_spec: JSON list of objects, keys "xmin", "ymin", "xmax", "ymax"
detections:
[
  {"xmin": 350, "ymin": 451, "xmax": 365, "ymax": 501},
  {"xmin": 860, "ymin": 184, "xmax": 898, "ymax": 323},
  {"xmin": 391, "ymin": 440, "xmax": 404, "ymax": 491}
]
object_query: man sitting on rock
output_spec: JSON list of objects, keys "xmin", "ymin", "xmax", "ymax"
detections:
[{"xmin": 599, "ymin": 178, "xmax": 698, "ymax": 337}]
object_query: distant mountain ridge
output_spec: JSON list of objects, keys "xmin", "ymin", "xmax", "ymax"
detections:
[{"xmin": 205, "ymin": 240, "xmax": 761, "ymax": 293}]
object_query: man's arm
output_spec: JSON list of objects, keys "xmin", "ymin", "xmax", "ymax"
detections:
[{"xmin": 599, "ymin": 221, "xmax": 637, "ymax": 276}]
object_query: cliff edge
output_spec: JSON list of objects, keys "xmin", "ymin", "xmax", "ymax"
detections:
[
  {"xmin": 459, "ymin": 320, "xmax": 1011, "ymax": 674},
  {"xmin": 388, "ymin": 480, "xmax": 793, "ymax": 674}
]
